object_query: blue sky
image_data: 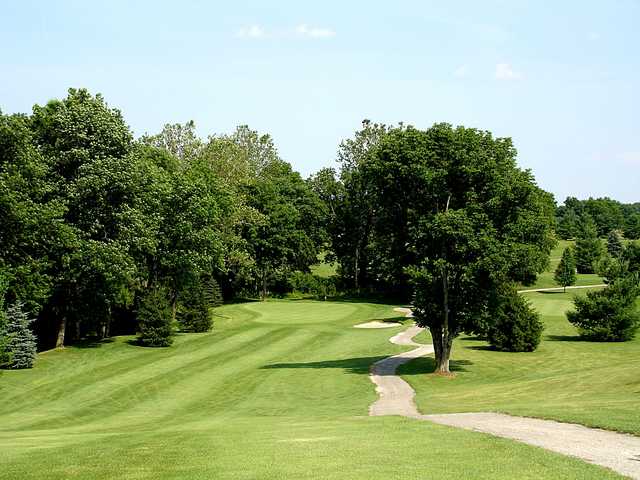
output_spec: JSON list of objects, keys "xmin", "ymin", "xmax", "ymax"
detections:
[{"xmin": 2, "ymin": 0, "xmax": 639, "ymax": 202}]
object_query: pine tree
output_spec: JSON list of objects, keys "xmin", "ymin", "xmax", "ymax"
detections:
[
  {"xmin": 5, "ymin": 302, "xmax": 37, "ymax": 369},
  {"xmin": 607, "ymin": 229, "xmax": 624, "ymax": 258},
  {"xmin": 554, "ymin": 247, "xmax": 577, "ymax": 292},
  {"xmin": 203, "ymin": 277, "xmax": 223, "ymax": 308},
  {"xmin": 575, "ymin": 216, "xmax": 604, "ymax": 274},
  {"xmin": 137, "ymin": 287, "xmax": 174, "ymax": 347}
]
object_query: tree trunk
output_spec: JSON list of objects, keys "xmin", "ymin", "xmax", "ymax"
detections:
[
  {"xmin": 56, "ymin": 315, "xmax": 67, "ymax": 349},
  {"xmin": 261, "ymin": 271, "xmax": 267, "ymax": 301},
  {"xmin": 354, "ymin": 246, "xmax": 360, "ymax": 292},
  {"xmin": 171, "ymin": 293, "xmax": 177, "ymax": 322}
]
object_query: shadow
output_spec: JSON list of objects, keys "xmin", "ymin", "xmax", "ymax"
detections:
[
  {"xmin": 73, "ymin": 337, "xmax": 115, "ymax": 349},
  {"xmin": 467, "ymin": 345, "xmax": 495, "ymax": 351},
  {"xmin": 398, "ymin": 357, "xmax": 473, "ymax": 375},
  {"xmin": 262, "ymin": 356, "xmax": 388, "ymax": 375},
  {"xmin": 460, "ymin": 336, "xmax": 485, "ymax": 341},
  {"xmin": 538, "ymin": 290, "xmax": 568, "ymax": 295},
  {"xmin": 546, "ymin": 334, "xmax": 588, "ymax": 342}
]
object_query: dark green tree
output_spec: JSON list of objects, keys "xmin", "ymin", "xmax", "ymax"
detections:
[
  {"xmin": 607, "ymin": 229, "xmax": 624, "ymax": 258},
  {"xmin": 567, "ymin": 274, "xmax": 640, "ymax": 341},
  {"xmin": 363, "ymin": 124, "xmax": 555, "ymax": 373},
  {"xmin": 486, "ymin": 285, "xmax": 543, "ymax": 352},
  {"xmin": 177, "ymin": 280, "xmax": 212, "ymax": 333},
  {"xmin": 137, "ymin": 287, "xmax": 174, "ymax": 347},
  {"xmin": 574, "ymin": 216, "xmax": 604, "ymax": 274},
  {"xmin": 554, "ymin": 247, "xmax": 577, "ymax": 292}
]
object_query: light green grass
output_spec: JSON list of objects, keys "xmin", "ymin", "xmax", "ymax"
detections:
[
  {"xmin": 309, "ymin": 255, "xmax": 338, "ymax": 278},
  {"xmin": 400, "ymin": 290, "xmax": 640, "ymax": 436},
  {"xmin": 521, "ymin": 240, "xmax": 604, "ymax": 290},
  {"xmin": 0, "ymin": 300, "xmax": 620, "ymax": 479}
]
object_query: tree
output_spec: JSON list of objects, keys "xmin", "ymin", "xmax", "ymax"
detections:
[
  {"xmin": 574, "ymin": 216, "xmax": 603, "ymax": 274},
  {"xmin": 607, "ymin": 229, "xmax": 624, "ymax": 258},
  {"xmin": 177, "ymin": 279, "xmax": 213, "ymax": 333},
  {"xmin": 554, "ymin": 247, "xmax": 577, "ymax": 292},
  {"xmin": 486, "ymin": 285, "xmax": 543, "ymax": 352},
  {"xmin": 137, "ymin": 287, "xmax": 173, "ymax": 347},
  {"xmin": 567, "ymin": 274, "xmax": 640, "ymax": 341},
  {"xmin": 363, "ymin": 124, "xmax": 555, "ymax": 373},
  {"xmin": 4, "ymin": 302, "xmax": 37, "ymax": 369}
]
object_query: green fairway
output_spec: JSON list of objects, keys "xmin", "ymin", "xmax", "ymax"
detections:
[
  {"xmin": 400, "ymin": 290, "xmax": 640, "ymax": 435},
  {"xmin": 0, "ymin": 300, "xmax": 621, "ymax": 479},
  {"xmin": 519, "ymin": 240, "xmax": 604, "ymax": 290}
]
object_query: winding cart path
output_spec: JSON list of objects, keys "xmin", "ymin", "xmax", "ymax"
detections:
[{"xmin": 368, "ymin": 308, "xmax": 640, "ymax": 479}]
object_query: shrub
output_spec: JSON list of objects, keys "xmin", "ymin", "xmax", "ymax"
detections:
[
  {"xmin": 4, "ymin": 302, "xmax": 37, "ymax": 369},
  {"xmin": 567, "ymin": 274, "xmax": 640, "ymax": 341},
  {"xmin": 137, "ymin": 287, "xmax": 174, "ymax": 347},
  {"xmin": 177, "ymin": 281, "xmax": 212, "ymax": 333},
  {"xmin": 487, "ymin": 286, "xmax": 543, "ymax": 352}
]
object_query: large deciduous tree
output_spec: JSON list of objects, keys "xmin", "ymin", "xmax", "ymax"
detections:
[{"xmin": 362, "ymin": 124, "xmax": 555, "ymax": 373}]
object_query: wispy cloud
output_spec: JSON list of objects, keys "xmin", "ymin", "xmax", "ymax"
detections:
[
  {"xmin": 620, "ymin": 152, "xmax": 640, "ymax": 165},
  {"xmin": 235, "ymin": 24, "xmax": 336, "ymax": 40},
  {"xmin": 236, "ymin": 25, "xmax": 266, "ymax": 39},
  {"xmin": 295, "ymin": 24, "xmax": 336, "ymax": 39},
  {"xmin": 495, "ymin": 63, "xmax": 523, "ymax": 81},
  {"xmin": 453, "ymin": 65, "xmax": 469, "ymax": 78}
]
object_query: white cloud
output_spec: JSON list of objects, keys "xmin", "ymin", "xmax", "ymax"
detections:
[
  {"xmin": 495, "ymin": 63, "xmax": 523, "ymax": 81},
  {"xmin": 295, "ymin": 24, "xmax": 336, "ymax": 39},
  {"xmin": 236, "ymin": 25, "xmax": 266, "ymax": 39},
  {"xmin": 454, "ymin": 65, "xmax": 469, "ymax": 78},
  {"xmin": 620, "ymin": 152, "xmax": 640, "ymax": 165}
]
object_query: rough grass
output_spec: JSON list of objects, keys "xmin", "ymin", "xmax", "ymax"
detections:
[
  {"xmin": 0, "ymin": 300, "xmax": 620, "ymax": 479},
  {"xmin": 400, "ymin": 290, "xmax": 640, "ymax": 436}
]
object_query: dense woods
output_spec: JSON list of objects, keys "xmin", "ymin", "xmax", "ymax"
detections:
[{"xmin": 1, "ymin": 91, "xmax": 639, "ymax": 372}]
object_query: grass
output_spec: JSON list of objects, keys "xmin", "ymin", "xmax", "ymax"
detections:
[
  {"xmin": 400, "ymin": 290, "xmax": 640, "ymax": 436},
  {"xmin": 0, "ymin": 300, "xmax": 621, "ymax": 479},
  {"xmin": 310, "ymin": 252, "xmax": 338, "ymax": 278},
  {"xmin": 519, "ymin": 240, "xmax": 604, "ymax": 290}
]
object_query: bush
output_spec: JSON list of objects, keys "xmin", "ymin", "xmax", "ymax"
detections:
[
  {"xmin": 4, "ymin": 302, "xmax": 37, "ymax": 369},
  {"xmin": 137, "ymin": 287, "xmax": 174, "ymax": 347},
  {"xmin": 177, "ymin": 281, "xmax": 212, "ymax": 333},
  {"xmin": 487, "ymin": 286, "xmax": 543, "ymax": 352},
  {"xmin": 567, "ymin": 274, "xmax": 640, "ymax": 341}
]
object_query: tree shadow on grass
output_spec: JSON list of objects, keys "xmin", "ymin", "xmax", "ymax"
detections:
[
  {"xmin": 262, "ymin": 356, "xmax": 388, "ymax": 375},
  {"xmin": 546, "ymin": 334, "xmax": 588, "ymax": 342},
  {"xmin": 73, "ymin": 337, "xmax": 115, "ymax": 349},
  {"xmin": 398, "ymin": 357, "xmax": 473, "ymax": 375}
]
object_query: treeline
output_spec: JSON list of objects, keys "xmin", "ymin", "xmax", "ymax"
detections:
[
  {"xmin": 557, "ymin": 197, "xmax": 640, "ymax": 239},
  {"xmin": 0, "ymin": 89, "xmax": 326, "ymax": 357}
]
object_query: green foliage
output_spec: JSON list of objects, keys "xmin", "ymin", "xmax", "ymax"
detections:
[
  {"xmin": 607, "ymin": 229, "xmax": 624, "ymax": 258},
  {"xmin": 177, "ymin": 281, "xmax": 213, "ymax": 333},
  {"xmin": 567, "ymin": 274, "xmax": 640, "ymax": 341},
  {"xmin": 574, "ymin": 216, "xmax": 603, "ymax": 274},
  {"xmin": 554, "ymin": 247, "xmax": 577, "ymax": 291},
  {"xmin": 3, "ymin": 302, "xmax": 37, "ymax": 369},
  {"xmin": 137, "ymin": 287, "xmax": 174, "ymax": 347},
  {"xmin": 288, "ymin": 271, "xmax": 338, "ymax": 299},
  {"xmin": 623, "ymin": 241, "xmax": 640, "ymax": 273},
  {"xmin": 203, "ymin": 276, "xmax": 223, "ymax": 308},
  {"xmin": 486, "ymin": 286, "xmax": 543, "ymax": 352}
]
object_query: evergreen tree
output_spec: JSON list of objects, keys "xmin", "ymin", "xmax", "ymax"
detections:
[
  {"xmin": 137, "ymin": 287, "xmax": 174, "ymax": 347},
  {"xmin": 554, "ymin": 247, "xmax": 577, "ymax": 292},
  {"xmin": 203, "ymin": 277, "xmax": 223, "ymax": 308},
  {"xmin": 574, "ymin": 216, "xmax": 604, "ymax": 273},
  {"xmin": 177, "ymin": 280, "xmax": 213, "ymax": 333},
  {"xmin": 567, "ymin": 273, "xmax": 640, "ymax": 341},
  {"xmin": 5, "ymin": 302, "xmax": 37, "ymax": 369},
  {"xmin": 607, "ymin": 229, "xmax": 624, "ymax": 258}
]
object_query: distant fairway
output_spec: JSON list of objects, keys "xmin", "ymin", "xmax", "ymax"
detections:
[{"xmin": 0, "ymin": 301, "xmax": 622, "ymax": 479}]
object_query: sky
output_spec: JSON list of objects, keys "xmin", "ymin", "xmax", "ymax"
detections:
[{"xmin": 1, "ymin": 0, "xmax": 639, "ymax": 203}]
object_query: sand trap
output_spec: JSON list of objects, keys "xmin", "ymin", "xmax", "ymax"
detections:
[
  {"xmin": 368, "ymin": 307, "xmax": 640, "ymax": 479},
  {"xmin": 353, "ymin": 321, "xmax": 401, "ymax": 329}
]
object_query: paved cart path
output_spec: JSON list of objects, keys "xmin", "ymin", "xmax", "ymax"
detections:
[{"xmin": 368, "ymin": 308, "xmax": 640, "ymax": 479}]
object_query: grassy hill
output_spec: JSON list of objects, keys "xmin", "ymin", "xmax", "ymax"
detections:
[{"xmin": 0, "ymin": 301, "xmax": 621, "ymax": 479}]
